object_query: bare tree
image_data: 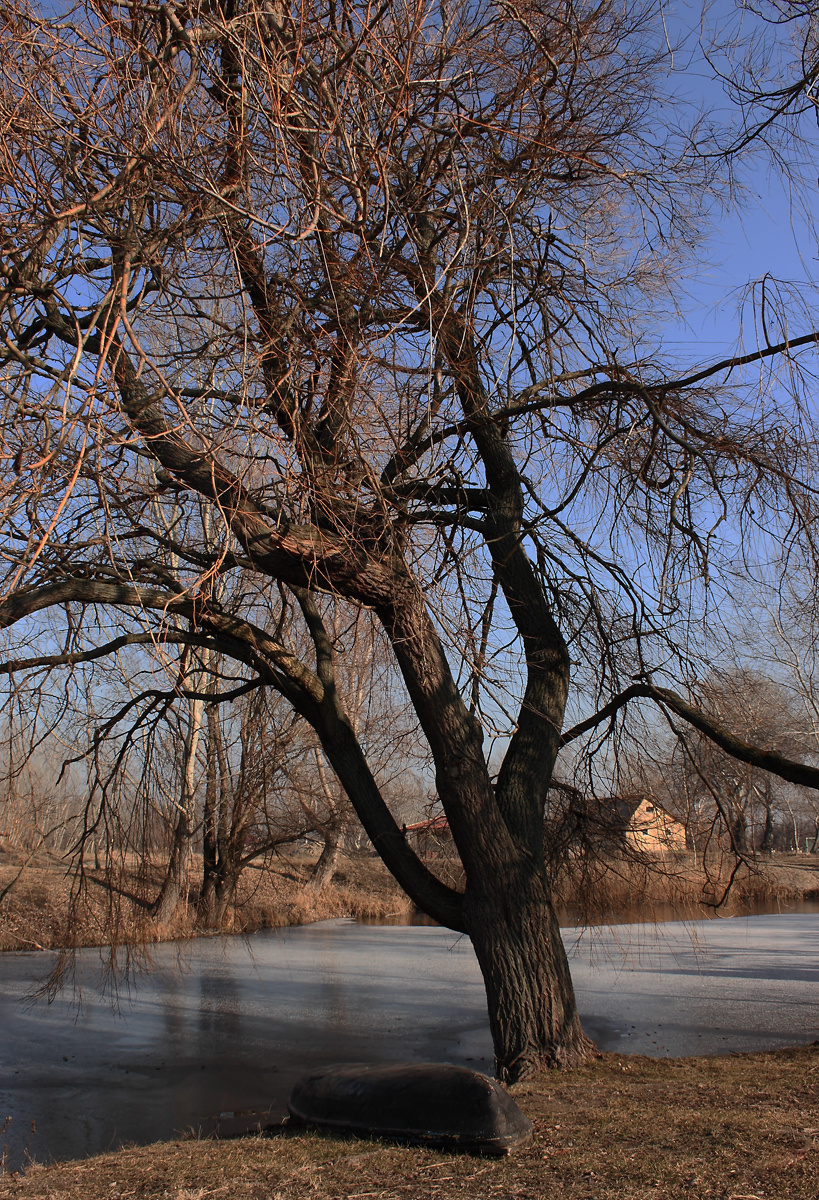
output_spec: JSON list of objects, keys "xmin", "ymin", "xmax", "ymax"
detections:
[
  {"xmin": 197, "ymin": 677, "xmax": 314, "ymax": 927},
  {"xmin": 4, "ymin": 0, "xmax": 819, "ymax": 1080},
  {"xmin": 0, "ymin": 588, "xmax": 426, "ymax": 933},
  {"xmin": 635, "ymin": 670, "xmax": 816, "ymax": 865}
]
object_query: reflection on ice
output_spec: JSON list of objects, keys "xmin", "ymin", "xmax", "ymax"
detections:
[{"xmin": 0, "ymin": 912, "xmax": 817, "ymax": 1171}]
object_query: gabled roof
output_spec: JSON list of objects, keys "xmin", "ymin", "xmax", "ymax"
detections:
[
  {"xmin": 404, "ymin": 814, "xmax": 449, "ymax": 833},
  {"xmin": 612, "ymin": 795, "xmax": 681, "ymax": 828},
  {"xmin": 403, "ymin": 797, "xmax": 682, "ymax": 836},
  {"xmin": 613, "ymin": 796, "xmax": 646, "ymax": 825}
]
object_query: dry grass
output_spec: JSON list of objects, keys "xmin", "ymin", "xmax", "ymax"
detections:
[
  {"xmin": 1, "ymin": 1046, "xmax": 817, "ymax": 1199},
  {"xmin": 553, "ymin": 853, "xmax": 819, "ymax": 927},
  {"xmin": 1, "ymin": 846, "xmax": 817, "ymax": 956},
  {"xmin": 431, "ymin": 849, "xmax": 819, "ymax": 925},
  {"xmin": 0, "ymin": 848, "xmax": 413, "ymax": 953}
]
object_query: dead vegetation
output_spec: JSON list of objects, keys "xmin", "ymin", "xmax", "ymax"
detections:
[
  {"xmin": 1, "ymin": 846, "xmax": 817, "ymax": 956},
  {"xmin": 553, "ymin": 852, "xmax": 819, "ymax": 926},
  {"xmin": 0, "ymin": 848, "xmax": 412, "ymax": 953},
  {"xmin": 431, "ymin": 848, "xmax": 819, "ymax": 926},
  {"xmin": 1, "ymin": 1046, "xmax": 817, "ymax": 1199}
]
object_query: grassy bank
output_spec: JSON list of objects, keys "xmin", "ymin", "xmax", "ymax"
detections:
[
  {"xmin": 0, "ymin": 847, "xmax": 414, "ymax": 953},
  {"xmin": 1, "ymin": 1046, "xmax": 817, "ymax": 1198},
  {"xmin": 554, "ymin": 852, "xmax": 819, "ymax": 927},
  {"xmin": 1, "ymin": 846, "xmax": 818, "ymax": 954}
]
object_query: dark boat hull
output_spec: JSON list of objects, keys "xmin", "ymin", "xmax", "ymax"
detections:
[{"xmin": 287, "ymin": 1062, "xmax": 533, "ymax": 1155}]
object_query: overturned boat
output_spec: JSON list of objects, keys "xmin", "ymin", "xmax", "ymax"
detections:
[{"xmin": 287, "ymin": 1061, "xmax": 533, "ymax": 1155}]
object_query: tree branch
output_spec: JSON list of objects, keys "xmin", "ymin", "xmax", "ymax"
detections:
[{"xmin": 562, "ymin": 681, "xmax": 819, "ymax": 790}]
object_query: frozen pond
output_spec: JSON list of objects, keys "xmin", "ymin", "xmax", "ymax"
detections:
[{"xmin": 1, "ymin": 912, "xmax": 818, "ymax": 1171}]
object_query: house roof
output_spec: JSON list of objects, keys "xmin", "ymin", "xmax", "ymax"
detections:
[
  {"xmin": 612, "ymin": 795, "xmax": 681, "ymax": 828},
  {"xmin": 614, "ymin": 796, "xmax": 646, "ymax": 825},
  {"xmin": 404, "ymin": 797, "xmax": 682, "ymax": 835},
  {"xmin": 404, "ymin": 815, "xmax": 449, "ymax": 833}
]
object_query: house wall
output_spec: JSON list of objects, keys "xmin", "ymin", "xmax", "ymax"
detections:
[{"xmin": 625, "ymin": 798, "xmax": 687, "ymax": 854}]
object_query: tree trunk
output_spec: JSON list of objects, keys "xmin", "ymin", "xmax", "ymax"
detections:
[
  {"xmin": 788, "ymin": 802, "xmax": 800, "ymax": 852},
  {"xmin": 150, "ymin": 681, "xmax": 203, "ymax": 924},
  {"xmin": 729, "ymin": 806, "xmax": 748, "ymax": 853},
  {"xmin": 310, "ymin": 828, "xmax": 341, "ymax": 891},
  {"xmin": 759, "ymin": 798, "xmax": 775, "ymax": 854},
  {"xmin": 300, "ymin": 583, "xmax": 597, "ymax": 1078},
  {"xmin": 308, "ymin": 746, "xmax": 342, "ymax": 891},
  {"xmin": 199, "ymin": 713, "xmax": 220, "ymax": 926},
  {"xmin": 150, "ymin": 807, "xmax": 192, "ymax": 924},
  {"xmin": 212, "ymin": 887, "xmax": 234, "ymax": 928},
  {"xmin": 210, "ymin": 867, "xmax": 240, "ymax": 929},
  {"xmin": 465, "ymin": 853, "xmax": 596, "ymax": 1081},
  {"xmin": 198, "ymin": 698, "xmax": 248, "ymax": 930},
  {"xmin": 198, "ymin": 848, "xmax": 241, "ymax": 930},
  {"xmin": 317, "ymin": 659, "xmax": 595, "ymax": 1080}
]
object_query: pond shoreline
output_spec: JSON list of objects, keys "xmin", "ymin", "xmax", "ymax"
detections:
[
  {"xmin": 1, "ymin": 910, "xmax": 817, "ymax": 1172},
  {"xmin": 1, "ymin": 1046, "xmax": 817, "ymax": 1199},
  {"xmin": 1, "ymin": 844, "xmax": 818, "ymax": 954},
  {"xmin": 0, "ymin": 846, "xmax": 415, "ymax": 954}
]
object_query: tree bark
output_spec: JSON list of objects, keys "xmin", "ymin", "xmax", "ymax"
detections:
[
  {"xmin": 335, "ymin": 608, "xmax": 590, "ymax": 1079},
  {"xmin": 150, "ymin": 807, "xmax": 193, "ymax": 924},
  {"xmin": 199, "ymin": 704, "xmax": 220, "ymax": 926},
  {"xmin": 199, "ymin": 694, "xmax": 250, "ymax": 930},
  {"xmin": 300, "ymin": 580, "xmax": 595, "ymax": 1079},
  {"xmin": 467, "ymin": 863, "xmax": 597, "ymax": 1079},
  {"xmin": 310, "ymin": 829, "xmax": 341, "ymax": 891},
  {"xmin": 308, "ymin": 746, "xmax": 342, "ymax": 891},
  {"xmin": 759, "ymin": 787, "xmax": 775, "ymax": 854},
  {"xmin": 150, "ymin": 679, "xmax": 203, "ymax": 924},
  {"xmin": 729, "ymin": 805, "xmax": 748, "ymax": 854}
]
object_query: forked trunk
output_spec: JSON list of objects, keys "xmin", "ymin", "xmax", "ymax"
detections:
[
  {"xmin": 202, "ymin": 870, "xmax": 239, "ymax": 929},
  {"xmin": 304, "ymin": 585, "xmax": 594, "ymax": 1077},
  {"xmin": 198, "ymin": 828, "xmax": 242, "ymax": 929},
  {"xmin": 150, "ymin": 809, "xmax": 192, "ymax": 924},
  {"xmin": 466, "ymin": 861, "xmax": 597, "ymax": 1081},
  {"xmin": 310, "ymin": 829, "xmax": 341, "ymax": 891},
  {"xmin": 150, "ymin": 684, "xmax": 203, "ymax": 924}
]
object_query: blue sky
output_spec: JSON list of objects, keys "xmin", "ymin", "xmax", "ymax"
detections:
[{"xmin": 660, "ymin": 0, "xmax": 819, "ymax": 363}]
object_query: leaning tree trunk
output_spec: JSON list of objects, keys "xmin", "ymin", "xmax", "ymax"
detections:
[
  {"xmin": 310, "ymin": 827, "xmax": 341, "ymax": 891},
  {"xmin": 150, "ymin": 685, "xmax": 203, "ymax": 924},
  {"xmin": 466, "ymin": 861, "xmax": 597, "ymax": 1080}
]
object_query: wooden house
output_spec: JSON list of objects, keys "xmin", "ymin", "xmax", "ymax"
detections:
[
  {"xmin": 614, "ymin": 795, "xmax": 687, "ymax": 854},
  {"xmin": 404, "ymin": 794, "xmax": 687, "ymax": 860}
]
